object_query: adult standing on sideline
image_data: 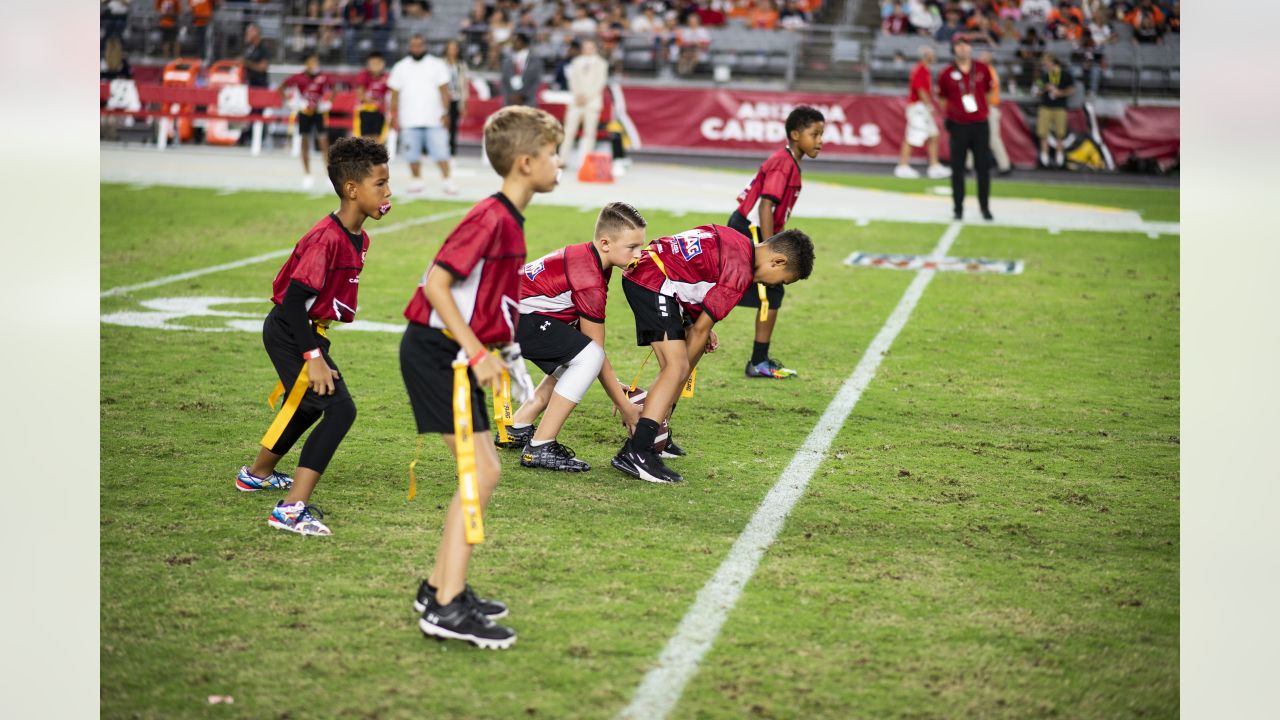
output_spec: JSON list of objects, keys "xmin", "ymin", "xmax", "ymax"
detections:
[
  {"xmin": 500, "ymin": 32, "xmax": 543, "ymax": 107},
  {"xmin": 243, "ymin": 22, "xmax": 270, "ymax": 88},
  {"xmin": 979, "ymin": 50, "xmax": 1012, "ymax": 175},
  {"xmin": 388, "ymin": 35, "xmax": 457, "ymax": 195},
  {"xmin": 894, "ymin": 45, "xmax": 950, "ymax": 180},
  {"xmin": 443, "ymin": 39, "xmax": 469, "ymax": 158},
  {"xmin": 559, "ymin": 38, "xmax": 608, "ymax": 167},
  {"xmin": 936, "ymin": 33, "xmax": 994, "ymax": 221},
  {"xmin": 1035, "ymin": 53, "xmax": 1075, "ymax": 168}
]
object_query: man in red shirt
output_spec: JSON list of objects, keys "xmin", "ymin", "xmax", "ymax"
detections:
[
  {"xmin": 234, "ymin": 137, "xmax": 392, "ymax": 536},
  {"xmin": 895, "ymin": 46, "xmax": 951, "ymax": 180},
  {"xmin": 279, "ymin": 52, "xmax": 335, "ymax": 189},
  {"xmin": 936, "ymin": 33, "xmax": 995, "ymax": 221}
]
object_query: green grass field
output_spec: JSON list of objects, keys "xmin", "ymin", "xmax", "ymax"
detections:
[{"xmin": 101, "ymin": 182, "xmax": 1179, "ymax": 719}]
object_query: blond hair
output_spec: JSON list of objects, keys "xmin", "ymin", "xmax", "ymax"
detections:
[
  {"xmin": 483, "ymin": 106, "xmax": 564, "ymax": 177},
  {"xmin": 594, "ymin": 202, "xmax": 646, "ymax": 238}
]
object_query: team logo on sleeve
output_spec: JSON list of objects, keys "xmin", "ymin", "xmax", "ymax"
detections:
[
  {"xmin": 667, "ymin": 229, "xmax": 710, "ymax": 261},
  {"xmin": 523, "ymin": 259, "xmax": 546, "ymax": 281}
]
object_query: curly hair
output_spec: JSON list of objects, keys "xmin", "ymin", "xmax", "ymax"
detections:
[
  {"xmin": 785, "ymin": 106, "xmax": 825, "ymax": 140},
  {"xmin": 326, "ymin": 136, "xmax": 389, "ymax": 197}
]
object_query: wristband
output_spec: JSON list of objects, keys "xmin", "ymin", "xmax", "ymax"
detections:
[
  {"xmin": 467, "ymin": 351, "xmax": 486, "ymax": 368},
  {"xmin": 302, "ymin": 348, "xmax": 322, "ymax": 360}
]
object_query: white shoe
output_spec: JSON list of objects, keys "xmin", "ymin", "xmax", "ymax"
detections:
[
  {"xmin": 407, "ymin": 180, "xmax": 424, "ymax": 194},
  {"xmin": 442, "ymin": 179, "xmax": 459, "ymax": 195},
  {"xmin": 1055, "ymin": 150, "xmax": 1066, "ymax": 167},
  {"xmin": 301, "ymin": 175, "xmax": 315, "ymax": 190},
  {"xmin": 893, "ymin": 164, "xmax": 921, "ymax": 179},
  {"xmin": 611, "ymin": 160, "xmax": 627, "ymax": 177},
  {"xmin": 926, "ymin": 164, "xmax": 952, "ymax": 179},
  {"xmin": 1039, "ymin": 151, "xmax": 1049, "ymax": 167}
]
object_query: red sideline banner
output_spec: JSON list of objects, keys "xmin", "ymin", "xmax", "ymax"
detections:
[{"xmin": 1100, "ymin": 106, "xmax": 1179, "ymax": 168}]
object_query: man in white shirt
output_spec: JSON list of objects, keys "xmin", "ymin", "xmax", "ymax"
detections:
[
  {"xmin": 560, "ymin": 39, "xmax": 609, "ymax": 166},
  {"xmin": 388, "ymin": 35, "xmax": 457, "ymax": 194}
]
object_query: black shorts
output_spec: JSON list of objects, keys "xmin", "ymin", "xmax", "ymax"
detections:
[
  {"xmin": 399, "ymin": 322, "xmax": 490, "ymax": 435},
  {"xmin": 297, "ymin": 111, "xmax": 327, "ymax": 136},
  {"xmin": 356, "ymin": 110, "xmax": 386, "ymax": 139},
  {"xmin": 515, "ymin": 314, "xmax": 592, "ymax": 375},
  {"xmin": 262, "ymin": 307, "xmax": 352, "ymax": 414},
  {"xmin": 727, "ymin": 210, "xmax": 785, "ymax": 310},
  {"xmin": 622, "ymin": 277, "xmax": 689, "ymax": 347}
]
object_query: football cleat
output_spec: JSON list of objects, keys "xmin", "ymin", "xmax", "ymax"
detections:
[
  {"xmin": 611, "ymin": 441, "xmax": 683, "ymax": 484},
  {"xmin": 236, "ymin": 466, "xmax": 294, "ymax": 492},
  {"xmin": 495, "ymin": 423, "xmax": 535, "ymax": 449},
  {"xmin": 659, "ymin": 432, "xmax": 687, "ymax": 459},
  {"xmin": 745, "ymin": 358, "xmax": 798, "ymax": 379},
  {"xmin": 268, "ymin": 501, "xmax": 331, "ymax": 536},
  {"xmin": 520, "ymin": 441, "xmax": 590, "ymax": 472},
  {"xmin": 414, "ymin": 580, "xmax": 508, "ymax": 619},
  {"xmin": 420, "ymin": 595, "xmax": 517, "ymax": 649}
]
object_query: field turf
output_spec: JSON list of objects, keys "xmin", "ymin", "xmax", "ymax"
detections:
[{"xmin": 101, "ymin": 182, "xmax": 1178, "ymax": 719}]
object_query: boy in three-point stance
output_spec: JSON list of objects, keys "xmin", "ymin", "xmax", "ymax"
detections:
[
  {"xmin": 614, "ymin": 225, "xmax": 815, "ymax": 483},
  {"xmin": 498, "ymin": 202, "xmax": 649, "ymax": 471},
  {"xmin": 235, "ymin": 137, "xmax": 392, "ymax": 536},
  {"xmin": 727, "ymin": 106, "xmax": 824, "ymax": 379},
  {"xmin": 399, "ymin": 106, "xmax": 563, "ymax": 648}
]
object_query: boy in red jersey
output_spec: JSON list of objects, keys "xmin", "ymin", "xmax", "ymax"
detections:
[
  {"xmin": 727, "ymin": 106, "xmax": 824, "ymax": 380},
  {"xmin": 354, "ymin": 51, "xmax": 390, "ymax": 143},
  {"xmin": 498, "ymin": 202, "xmax": 648, "ymax": 472},
  {"xmin": 279, "ymin": 52, "xmax": 334, "ymax": 189},
  {"xmin": 234, "ymin": 137, "xmax": 393, "ymax": 536},
  {"xmin": 615, "ymin": 225, "xmax": 815, "ymax": 483},
  {"xmin": 400, "ymin": 106, "xmax": 563, "ymax": 649}
]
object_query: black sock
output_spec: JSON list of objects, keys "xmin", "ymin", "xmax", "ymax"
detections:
[
  {"xmin": 751, "ymin": 341, "xmax": 770, "ymax": 365},
  {"xmin": 632, "ymin": 418, "xmax": 660, "ymax": 452}
]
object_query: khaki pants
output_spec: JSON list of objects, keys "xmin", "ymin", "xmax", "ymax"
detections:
[
  {"xmin": 988, "ymin": 104, "xmax": 1010, "ymax": 171},
  {"xmin": 561, "ymin": 102, "xmax": 602, "ymax": 164}
]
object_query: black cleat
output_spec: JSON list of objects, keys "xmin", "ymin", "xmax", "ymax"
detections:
[
  {"xmin": 420, "ymin": 594, "xmax": 516, "ymax": 649},
  {"xmin": 495, "ymin": 423, "xmax": 535, "ymax": 449},
  {"xmin": 981, "ymin": 208, "xmax": 994, "ymax": 221},
  {"xmin": 520, "ymin": 440, "xmax": 590, "ymax": 472},
  {"xmin": 612, "ymin": 441, "xmax": 683, "ymax": 484},
  {"xmin": 659, "ymin": 431, "xmax": 687, "ymax": 459},
  {"xmin": 415, "ymin": 580, "xmax": 508, "ymax": 619}
]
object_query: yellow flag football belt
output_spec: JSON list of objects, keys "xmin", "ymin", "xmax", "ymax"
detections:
[
  {"xmin": 262, "ymin": 320, "xmax": 331, "ymax": 450},
  {"xmin": 451, "ymin": 358, "xmax": 485, "ymax": 545},
  {"xmin": 750, "ymin": 225, "xmax": 768, "ymax": 322},
  {"xmin": 642, "ymin": 251, "xmax": 698, "ymax": 399}
]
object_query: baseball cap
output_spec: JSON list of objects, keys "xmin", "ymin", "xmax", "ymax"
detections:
[{"xmin": 951, "ymin": 33, "xmax": 971, "ymax": 47}]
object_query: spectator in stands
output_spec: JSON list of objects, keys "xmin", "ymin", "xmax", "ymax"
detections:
[
  {"xmin": 560, "ymin": 38, "xmax": 609, "ymax": 166},
  {"xmin": 747, "ymin": 0, "xmax": 780, "ymax": 30},
  {"xmin": 571, "ymin": 5, "xmax": 599, "ymax": 37},
  {"xmin": 388, "ymin": 34, "xmax": 456, "ymax": 194},
  {"xmin": 1035, "ymin": 52, "xmax": 1075, "ymax": 167},
  {"xmin": 895, "ymin": 46, "xmax": 949, "ymax": 180},
  {"xmin": 1167, "ymin": 1, "xmax": 1179, "ymax": 34},
  {"xmin": 156, "ymin": 0, "xmax": 180, "ymax": 58},
  {"xmin": 461, "ymin": 4, "xmax": 490, "ymax": 68},
  {"xmin": 1016, "ymin": 26, "xmax": 1045, "ymax": 90},
  {"xmin": 600, "ymin": 4, "xmax": 628, "ymax": 73},
  {"xmin": 319, "ymin": 0, "xmax": 344, "ymax": 55},
  {"xmin": 189, "ymin": 0, "xmax": 214, "ymax": 60},
  {"xmin": 966, "ymin": 13, "xmax": 999, "ymax": 46},
  {"xmin": 400, "ymin": 1, "xmax": 432, "ymax": 39},
  {"xmin": 1124, "ymin": 0, "xmax": 1165, "ymax": 30},
  {"xmin": 1048, "ymin": 1, "xmax": 1085, "ymax": 41},
  {"xmin": 676, "ymin": 13, "xmax": 711, "ymax": 75},
  {"xmin": 552, "ymin": 39, "xmax": 581, "ymax": 91},
  {"xmin": 102, "ymin": 1, "xmax": 131, "ymax": 56},
  {"xmin": 1132, "ymin": 12, "xmax": 1163, "ymax": 44},
  {"xmin": 1072, "ymin": 31, "xmax": 1104, "ymax": 97},
  {"xmin": 443, "ymin": 39, "xmax": 468, "ymax": 156},
  {"xmin": 369, "ymin": 0, "xmax": 393, "ymax": 54},
  {"xmin": 243, "ymin": 22, "xmax": 271, "ymax": 88},
  {"xmin": 487, "ymin": 9, "xmax": 515, "ymax": 70},
  {"xmin": 1020, "ymin": 0, "xmax": 1052, "ymax": 22},
  {"xmin": 936, "ymin": 33, "xmax": 995, "ymax": 221},
  {"xmin": 934, "ymin": 8, "xmax": 963, "ymax": 44},
  {"xmin": 101, "ymin": 36, "xmax": 134, "ymax": 81},
  {"xmin": 906, "ymin": 0, "xmax": 938, "ymax": 35},
  {"xmin": 1087, "ymin": 6, "xmax": 1113, "ymax": 45},
  {"xmin": 342, "ymin": 0, "xmax": 366, "ymax": 64},
  {"xmin": 978, "ymin": 49, "xmax": 1011, "ymax": 175},
  {"xmin": 882, "ymin": 1, "xmax": 912, "ymax": 35},
  {"xmin": 632, "ymin": 4, "xmax": 662, "ymax": 34},
  {"xmin": 779, "ymin": 0, "xmax": 808, "ymax": 30},
  {"xmin": 501, "ymin": 31, "xmax": 544, "ymax": 106}
]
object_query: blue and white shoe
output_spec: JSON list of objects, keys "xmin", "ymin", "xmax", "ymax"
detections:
[
  {"xmin": 236, "ymin": 466, "xmax": 294, "ymax": 492},
  {"xmin": 268, "ymin": 501, "xmax": 331, "ymax": 536}
]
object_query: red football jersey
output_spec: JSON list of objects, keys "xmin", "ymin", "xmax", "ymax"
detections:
[
  {"xmin": 518, "ymin": 242, "xmax": 611, "ymax": 325},
  {"xmin": 734, "ymin": 146, "xmax": 802, "ymax": 233},
  {"xmin": 356, "ymin": 69, "xmax": 390, "ymax": 112},
  {"xmin": 271, "ymin": 214, "xmax": 369, "ymax": 323},
  {"xmin": 623, "ymin": 224, "xmax": 754, "ymax": 323},
  {"xmin": 404, "ymin": 193, "xmax": 527, "ymax": 345},
  {"xmin": 282, "ymin": 71, "xmax": 333, "ymax": 111}
]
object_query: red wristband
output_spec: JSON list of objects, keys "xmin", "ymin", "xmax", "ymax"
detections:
[
  {"xmin": 302, "ymin": 348, "xmax": 322, "ymax": 360},
  {"xmin": 467, "ymin": 351, "xmax": 486, "ymax": 367}
]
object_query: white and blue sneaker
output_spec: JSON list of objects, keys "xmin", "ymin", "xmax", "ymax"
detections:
[
  {"xmin": 268, "ymin": 501, "xmax": 331, "ymax": 536},
  {"xmin": 236, "ymin": 466, "xmax": 294, "ymax": 492}
]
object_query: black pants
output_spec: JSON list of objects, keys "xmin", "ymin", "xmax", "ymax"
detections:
[
  {"xmin": 947, "ymin": 119, "xmax": 991, "ymax": 214},
  {"xmin": 448, "ymin": 100, "xmax": 461, "ymax": 157}
]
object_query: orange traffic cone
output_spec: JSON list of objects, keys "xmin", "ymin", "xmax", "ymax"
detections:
[{"xmin": 577, "ymin": 152, "xmax": 614, "ymax": 183}]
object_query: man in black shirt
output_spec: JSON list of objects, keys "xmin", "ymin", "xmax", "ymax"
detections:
[
  {"xmin": 243, "ymin": 23, "xmax": 270, "ymax": 88},
  {"xmin": 1035, "ymin": 53, "xmax": 1075, "ymax": 167}
]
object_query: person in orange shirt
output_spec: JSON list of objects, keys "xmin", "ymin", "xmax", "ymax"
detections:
[
  {"xmin": 1124, "ymin": 0, "xmax": 1166, "ymax": 29},
  {"xmin": 156, "ymin": 0, "xmax": 181, "ymax": 58},
  {"xmin": 189, "ymin": 0, "xmax": 215, "ymax": 59},
  {"xmin": 747, "ymin": 0, "xmax": 780, "ymax": 31}
]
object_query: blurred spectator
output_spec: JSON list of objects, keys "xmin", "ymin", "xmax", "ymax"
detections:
[
  {"xmin": 399, "ymin": 1, "xmax": 432, "ymax": 38},
  {"xmin": 1087, "ymin": 6, "xmax": 1113, "ymax": 45},
  {"xmin": 1016, "ymin": 26, "xmax": 1045, "ymax": 89},
  {"xmin": 342, "ymin": 1, "xmax": 366, "ymax": 63},
  {"xmin": 1168, "ymin": 2, "xmax": 1179, "ymax": 34},
  {"xmin": 1020, "ymin": 0, "xmax": 1052, "ymax": 22},
  {"xmin": 243, "ymin": 23, "xmax": 270, "ymax": 87},
  {"xmin": 746, "ymin": 0, "xmax": 780, "ymax": 31},
  {"xmin": 101, "ymin": 36, "xmax": 134, "ymax": 80},
  {"xmin": 102, "ymin": 1, "xmax": 130, "ymax": 55},
  {"xmin": 632, "ymin": 4, "xmax": 661, "ymax": 34},
  {"xmin": 488, "ymin": 9, "xmax": 514, "ymax": 69},
  {"xmin": 1035, "ymin": 52, "xmax": 1075, "ymax": 167},
  {"xmin": 1072, "ymin": 32, "xmax": 1104, "ymax": 97},
  {"xmin": 1132, "ymin": 12, "xmax": 1162, "ymax": 44},
  {"xmin": 560, "ymin": 38, "xmax": 609, "ymax": 165},
  {"xmin": 156, "ymin": 0, "xmax": 180, "ymax": 58},
  {"xmin": 967, "ymin": 13, "xmax": 998, "ymax": 46},
  {"xmin": 461, "ymin": 4, "xmax": 491, "ymax": 67},
  {"xmin": 600, "ymin": 4, "xmax": 628, "ymax": 72},
  {"xmin": 366, "ymin": 0, "xmax": 393, "ymax": 57},
  {"xmin": 1047, "ymin": 1, "xmax": 1085, "ymax": 41},
  {"xmin": 882, "ymin": 1, "xmax": 912, "ymax": 35},
  {"xmin": 894, "ymin": 45, "xmax": 948, "ymax": 179},
  {"xmin": 934, "ymin": 8, "xmax": 962, "ymax": 44},
  {"xmin": 501, "ymin": 32, "xmax": 544, "ymax": 106},
  {"xmin": 1124, "ymin": 0, "xmax": 1165, "ymax": 30},
  {"xmin": 442, "ymin": 39, "xmax": 468, "ymax": 156},
  {"xmin": 779, "ymin": 0, "xmax": 808, "ymax": 30},
  {"xmin": 906, "ymin": 0, "xmax": 938, "ymax": 35},
  {"xmin": 552, "ymin": 39, "xmax": 580, "ymax": 91},
  {"xmin": 571, "ymin": 6, "xmax": 599, "ymax": 37},
  {"xmin": 189, "ymin": 0, "xmax": 214, "ymax": 60},
  {"xmin": 676, "ymin": 14, "xmax": 710, "ymax": 76}
]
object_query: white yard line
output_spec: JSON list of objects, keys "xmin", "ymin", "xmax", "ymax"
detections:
[
  {"xmin": 618, "ymin": 221, "xmax": 964, "ymax": 720},
  {"xmin": 100, "ymin": 208, "xmax": 466, "ymax": 298}
]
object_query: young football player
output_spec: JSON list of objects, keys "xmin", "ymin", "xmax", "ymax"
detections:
[
  {"xmin": 279, "ymin": 52, "xmax": 335, "ymax": 189},
  {"xmin": 354, "ymin": 51, "xmax": 390, "ymax": 144},
  {"xmin": 727, "ymin": 106, "xmax": 824, "ymax": 379},
  {"xmin": 234, "ymin": 137, "xmax": 392, "ymax": 536},
  {"xmin": 399, "ymin": 106, "xmax": 563, "ymax": 648}
]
